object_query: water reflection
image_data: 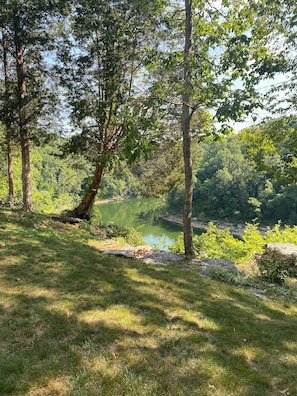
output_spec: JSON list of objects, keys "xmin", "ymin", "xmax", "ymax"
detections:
[{"xmin": 95, "ymin": 198, "xmax": 183, "ymax": 250}]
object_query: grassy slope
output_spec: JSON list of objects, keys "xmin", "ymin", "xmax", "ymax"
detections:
[{"xmin": 0, "ymin": 212, "xmax": 296, "ymax": 396}]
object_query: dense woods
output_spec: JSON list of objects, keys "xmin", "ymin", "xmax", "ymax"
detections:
[
  {"xmin": 1, "ymin": 117, "xmax": 297, "ymax": 227},
  {"xmin": 1, "ymin": 0, "xmax": 297, "ymax": 254},
  {"xmin": 168, "ymin": 118, "xmax": 297, "ymax": 225}
]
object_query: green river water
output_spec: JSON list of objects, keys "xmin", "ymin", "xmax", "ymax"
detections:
[{"xmin": 95, "ymin": 198, "xmax": 183, "ymax": 250}]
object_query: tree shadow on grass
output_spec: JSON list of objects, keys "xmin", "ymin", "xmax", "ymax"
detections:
[
  {"xmin": 1, "ymin": 215, "xmax": 297, "ymax": 394},
  {"xmin": 131, "ymin": 265, "xmax": 297, "ymax": 395}
]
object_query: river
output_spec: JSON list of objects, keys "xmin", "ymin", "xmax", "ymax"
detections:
[{"xmin": 95, "ymin": 198, "xmax": 183, "ymax": 250}]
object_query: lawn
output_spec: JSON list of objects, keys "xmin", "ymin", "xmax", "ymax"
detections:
[{"xmin": 0, "ymin": 212, "xmax": 296, "ymax": 395}]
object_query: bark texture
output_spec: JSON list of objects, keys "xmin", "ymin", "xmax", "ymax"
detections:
[
  {"xmin": 1, "ymin": 26, "xmax": 14, "ymax": 208},
  {"xmin": 182, "ymin": 0, "xmax": 195, "ymax": 257},
  {"xmin": 74, "ymin": 163, "xmax": 104, "ymax": 219},
  {"xmin": 7, "ymin": 138, "xmax": 14, "ymax": 208},
  {"xmin": 13, "ymin": 12, "xmax": 32, "ymax": 212}
]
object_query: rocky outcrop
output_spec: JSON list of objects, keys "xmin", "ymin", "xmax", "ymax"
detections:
[
  {"xmin": 264, "ymin": 243, "xmax": 297, "ymax": 258},
  {"xmin": 102, "ymin": 245, "xmax": 239, "ymax": 276},
  {"xmin": 191, "ymin": 258, "xmax": 238, "ymax": 276},
  {"xmin": 102, "ymin": 245, "xmax": 185, "ymax": 265}
]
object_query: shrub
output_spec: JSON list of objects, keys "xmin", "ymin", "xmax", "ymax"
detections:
[
  {"xmin": 170, "ymin": 223, "xmax": 246, "ymax": 262},
  {"xmin": 208, "ymin": 268, "xmax": 256, "ymax": 287},
  {"xmin": 90, "ymin": 220, "xmax": 145, "ymax": 246},
  {"xmin": 265, "ymin": 222, "xmax": 297, "ymax": 244},
  {"xmin": 257, "ymin": 250, "xmax": 296, "ymax": 284},
  {"xmin": 170, "ymin": 222, "xmax": 297, "ymax": 268}
]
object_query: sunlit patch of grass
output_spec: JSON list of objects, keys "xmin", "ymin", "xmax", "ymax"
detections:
[
  {"xmin": 28, "ymin": 375, "xmax": 71, "ymax": 395},
  {"xmin": 78, "ymin": 304, "xmax": 142, "ymax": 328}
]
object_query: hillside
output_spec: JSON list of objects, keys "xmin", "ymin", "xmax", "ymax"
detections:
[{"xmin": 0, "ymin": 212, "xmax": 296, "ymax": 396}]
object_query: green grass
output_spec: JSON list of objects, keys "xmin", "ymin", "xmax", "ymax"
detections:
[{"xmin": 0, "ymin": 212, "xmax": 297, "ymax": 395}]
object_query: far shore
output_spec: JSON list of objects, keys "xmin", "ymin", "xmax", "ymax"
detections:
[
  {"xmin": 94, "ymin": 197, "xmax": 269, "ymax": 237},
  {"xmin": 95, "ymin": 197, "xmax": 126, "ymax": 204},
  {"xmin": 160, "ymin": 214, "xmax": 268, "ymax": 237}
]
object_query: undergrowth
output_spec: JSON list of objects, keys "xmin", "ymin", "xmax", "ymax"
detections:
[
  {"xmin": 88, "ymin": 219, "xmax": 145, "ymax": 246},
  {"xmin": 170, "ymin": 222, "xmax": 297, "ymax": 264}
]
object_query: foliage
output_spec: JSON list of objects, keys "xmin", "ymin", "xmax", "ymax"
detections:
[
  {"xmin": 249, "ymin": 0, "xmax": 297, "ymax": 114},
  {"xmin": 261, "ymin": 185, "xmax": 297, "ymax": 225},
  {"xmin": 0, "ymin": 0, "xmax": 64, "ymax": 129},
  {"xmin": 57, "ymin": 0, "xmax": 169, "ymax": 217},
  {"xmin": 265, "ymin": 222, "xmax": 297, "ymax": 243},
  {"xmin": 196, "ymin": 223, "xmax": 247, "ymax": 262},
  {"xmin": 171, "ymin": 221, "xmax": 297, "ymax": 287},
  {"xmin": 170, "ymin": 222, "xmax": 297, "ymax": 267},
  {"xmin": 193, "ymin": 137, "xmax": 266, "ymax": 221},
  {"xmin": 208, "ymin": 269, "xmax": 256, "ymax": 288},
  {"xmin": 257, "ymin": 250, "xmax": 295, "ymax": 285},
  {"xmin": 146, "ymin": 0, "xmax": 288, "ymax": 256},
  {"xmin": 132, "ymin": 139, "xmax": 185, "ymax": 197},
  {"xmin": 89, "ymin": 206, "xmax": 145, "ymax": 246},
  {"xmin": 0, "ymin": 140, "xmax": 91, "ymax": 213},
  {"xmin": 240, "ymin": 116, "xmax": 297, "ymax": 184},
  {"xmin": 0, "ymin": 0, "xmax": 68, "ymax": 211},
  {"xmin": 167, "ymin": 131, "xmax": 297, "ymax": 225},
  {"xmin": 101, "ymin": 166, "xmax": 140, "ymax": 199},
  {"xmin": 93, "ymin": 222, "xmax": 145, "ymax": 246}
]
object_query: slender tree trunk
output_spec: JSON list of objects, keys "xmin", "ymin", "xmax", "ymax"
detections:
[
  {"xmin": 182, "ymin": 0, "xmax": 195, "ymax": 257},
  {"xmin": 13, "ymin": 13, "xmax": 33, "ymax": 212},
  {"xmin": 74, "ymin": 163, "xmax": 104, "ymax": 219},
  {"xmin": 1, "ymin": 26, "xmax": 14, "ymax": 208},
  {"xmin": 7, "ymin": 138, "xmax": 14, "ymax": 208}
]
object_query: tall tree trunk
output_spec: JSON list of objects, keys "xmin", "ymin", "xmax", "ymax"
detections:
[
  {"xmin": 7, "ymin": 137, "xmax": 14, "ymax": 208},
  {"xmin": 182, "ymin": 0, "xmax": 195, "ymax": 257},
  {"xmin": 1, "ymin": 26, "xmax": 14, "ymax": 208},
  {"xmin": 13, "ymin": 13, "xmax": 33, "ymax": 212},
  {"xmin": 74, "ymin": 163, "xmax": 104, "ymax": 219}
]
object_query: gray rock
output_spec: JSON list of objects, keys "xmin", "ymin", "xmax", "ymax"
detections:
[
  {"xmin": 139, "ymin": 251, "xmax": 184, "ymax": 265},
  {"xmin": 102, "ymin": 245, "xmax": 153, "ymax": 259},
  {"xmin": 265, "ymin": 243, "xmax": 297, "ymax": 257},
  {"xmin": 198, "ymin": 258, "xmax": 238, "ymax": 276},
  {"xmin": 102, "ymin": 245, "xmax": 239, "ymax": 277}
]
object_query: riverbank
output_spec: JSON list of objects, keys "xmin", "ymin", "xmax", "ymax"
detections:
[
  {"xmin": 95, "ymin": 196, "xmax": 126, "ymax": 204},
  {"xmin": 93, "ymin": 197, "xmax": 180, "ymax": 249},
  {"xmin": 160, "ymin": 214, "xmax": 268, "ymax": 237}
]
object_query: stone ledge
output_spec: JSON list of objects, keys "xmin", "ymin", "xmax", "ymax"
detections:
[
  {"xmin": 265, "ymin": 243, "xmax": 297, "ymax": 257},
  {"xmin": 101, "ymin": 245, "xmax": 239, "ymax": 275}
]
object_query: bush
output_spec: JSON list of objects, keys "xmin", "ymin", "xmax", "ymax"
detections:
[
  {"xmin": 208, "ymin": 269, "xmax": 256, "ymax": 287},
  {"xmin": 258, "ymin": 250, "xmax": 296, "ymax": 284},
  {"xmin": 170, "ymin": 223, "xmax": 246, "ymax": 262},
  {"xmin": 90, "ymin": 220, "xmax": 145, "ymax": 246},
  {"xmin": 170, "ymin": 222, "xmax": 297, "ymax": 266}
]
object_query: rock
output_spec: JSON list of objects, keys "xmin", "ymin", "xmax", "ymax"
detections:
[
  {"xmin": 102, "ymin": 246, "xmax": 184, "ymax": 265},
  {"xmin": 159, "ymin": 214, "xmax": 268, "ymax": 237},
  {"xmin": 102, "ymin": 249, "xmax": 136, "ymax": 259},
  {"xmin": 102, "ymin": 245, "xmax": 153, "ymax": 259},
  {"xmin": 101, "ymin": 244, "xmax": 239, "ymax": 276},
  {"xmin": 134, "ymin": 246, "xmax": 154, "ymax": 258},
  {"xmin": 139, "ymin": 251, "xmax": 184, "ymax": 265},
  {"xmin": 198, "ymin": 258, "xmax": 238, "ymax": 276},
  {"xmin": 245, "ymin": 287, "xmax": 269, "ymax": 300},
  {"xmin": 265, "ymin": 243, "xmax": 297, "ymax": 257}
]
